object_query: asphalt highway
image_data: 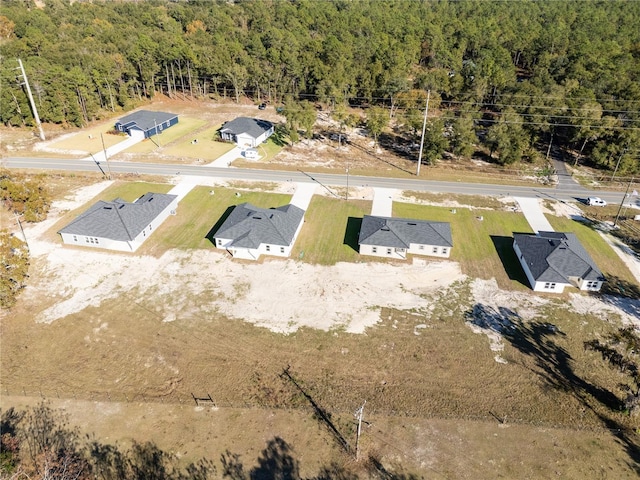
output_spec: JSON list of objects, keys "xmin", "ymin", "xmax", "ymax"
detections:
[{"xmin": 2, "ymin": 156, "xmax": 628, "ymax": 205}]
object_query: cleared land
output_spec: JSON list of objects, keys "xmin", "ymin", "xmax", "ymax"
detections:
[{"xmin": 2, "ymin": 99, "xmax": 640, "ymax": 478}]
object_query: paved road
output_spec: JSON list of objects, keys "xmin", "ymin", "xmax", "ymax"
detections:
[{"xmin": 2, "ymin": 156, "xmax": 628, "ymax": 205}]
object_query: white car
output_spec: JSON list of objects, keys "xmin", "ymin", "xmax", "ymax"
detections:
[{"xmin": 587, "ymin": 197, "xmax": 607, "ymax": 207}]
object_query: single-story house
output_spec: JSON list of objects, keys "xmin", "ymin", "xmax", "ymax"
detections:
[
  {"xmin": 58, "ymin": 192, "xmax": 178, "ymax": 252},
  {"xmin": 513, "ymin": 231, "xmax": 605, "ymax": 293},
  {"xmin": 115, "ymin": 110, "xmax": 179, "ymax": 138},
  {"xmin": 219, "ymin": 117, "xmax": 274, "ymax": 148},
  {"xmin": 213, "ymin": 202, "xmax": 305, "ymax": 260},
  {"xmin": 358, "ymin": 215, "xmax": 453, "ymax": 259}
]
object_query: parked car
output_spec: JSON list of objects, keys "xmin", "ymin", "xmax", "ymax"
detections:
[
  {"xmin": 587, "ymin": 197, "xmax": 607, "ymax": 206},
  {"xmin": 258, "ymin": 103, "xmax": 267, "ymax": 110}
]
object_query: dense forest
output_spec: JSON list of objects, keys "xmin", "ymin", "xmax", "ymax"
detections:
[{"xmin": 1, "ymin": 0, "xmax": 639, "ymax": 173}]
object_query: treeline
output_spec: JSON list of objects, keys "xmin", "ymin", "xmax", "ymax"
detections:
[{"xmin": 0, "ymin": 0, "xmax": 639, "ymax": 172}]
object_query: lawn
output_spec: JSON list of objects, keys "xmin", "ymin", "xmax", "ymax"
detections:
[
  {"xmin": 291, "ymin": 195, "xmax": 371, "ymax": 265},
  {"xmin": 47, "ymin": 125, "xmax": 127, "ymax": 153},
  {"xmin": 162, "ymin": 124, "xmax": 236, "ymax": 160},
  {"xmin": 140, "ymin": 186, "xmax": 292, "ymax": 254},
  {"xmin": 393, "ymin": 202, "xmax": 534, "ymax": 289},
  {"xmin": 123, "ymin": 117, "xmax": 207, "ymax": 154}
]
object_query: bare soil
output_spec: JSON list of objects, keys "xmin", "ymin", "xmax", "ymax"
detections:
[{"xmin": 2, "ymin": 98, "xmax": 640, "ymax": 478}]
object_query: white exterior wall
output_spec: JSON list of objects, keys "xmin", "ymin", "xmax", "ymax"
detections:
[
  {"xmin": 360, "ymin": 243, "xmax": 450, "ymax": 259},
  {"xmin": 575, "ymin": 278, "xmax": 603, "ymax": 292},
  {"xmin": 59, "ymin": 233, "xmax": 133, "ymax": 252},
  {"xmin": 359, "ymin": 244, "xmax": 407, "ymax": 259},
  {"xmin": 407, "ymin": 243, "xmax": 451, "ymax": 258},
  {"xmin": 532, "ymin": 280, "xmax": 567, "ymax": 293},
  {"xmin": 235, "ymin": 132, "xmax": 255, "ymax": 148}
]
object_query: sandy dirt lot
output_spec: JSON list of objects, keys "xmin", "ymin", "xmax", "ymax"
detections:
[{"xmin": 3, "ymin": 99, "xmax": 640, "ymax": 477}]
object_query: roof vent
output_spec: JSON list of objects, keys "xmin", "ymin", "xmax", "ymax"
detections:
[
  {"xmin": 381, "ymin": 227, "xmax": 390, "ymax": 231},
  {"xmin": 252, "ymin": 216, "xmax": 262, "ymax": 220},
  {"xmin": 408, "ymin": 222, "xmax": 417, "ymax": 226},
  {"xmin": 104, "ymin": 206, "xmax": 112, "ymax": 210},
  {"xmin": 119, "ymin": 204, "xmax": 125, "ymax": 209}
]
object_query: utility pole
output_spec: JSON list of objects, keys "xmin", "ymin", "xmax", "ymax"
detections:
[
  {"xmin": 416, "ymin": 90, "xmax": 430, "ymax": 176},
  {"xmin": 610, "ymin": 147, "xmax": 627, "ymax": 182},
  {"xmin": 17, "ymin": 58, "xmax": 45, "ymax": 141},
  {"xmin": 345, "ymin": 159, "xmax": 349, "ymax": 200},
  {"xmin": 14, "ymin": 213, "xmax": 30, "ymax": 254},
  {"xmin": 614, "ymin": 177, "xmax": 634, "ymax": 228},
  {"xmin": 354, "ymin": 400, "xmax": 366, "ymax": 460},
  {"xmin": 100, "ymin": 133, "xmax": 112, "ymax": 180}
]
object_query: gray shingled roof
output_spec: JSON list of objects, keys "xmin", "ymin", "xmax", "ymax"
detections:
[
  {"xmin": 58, "ymin": 192, "xmax": 177, "ymax": 241},
  {"xmin": 220, "ymin": 117, "xmax": 273, "ymax": 139},
  {"xmin": 116, "ymin": 110, "xmax": 178, "ymax": 132},
  {"xmin": 514, "ymin": 231, "xmax": 604, "ymax": 283},
  {"xmin": 215, "ymin": 203, "xmax": 304, "ymax": 247},
  {"xmin": 358, "ymin": 215, "xmax": 453, "ymax": 248}
]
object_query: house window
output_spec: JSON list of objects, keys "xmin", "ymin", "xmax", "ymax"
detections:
[
  {"xmin": 432, "ymin": 247, "xmax": 438, "ymax": 253},
  {"xmin": 386, "ymin": 248, "xmax": 392, "ymax": 255},
  {"xmin": 544, "ymin": 282, "xmax": 557, "ymax": 289},
  {"xmin": 86, "ymin": 237, "xmax": 90, "ymax": 243},
  {"xmin": 441, "ymin": 248, "xmax": 448, "ymax": 254},
  {"xmin": 418, "ymin": 245, "xmax": 424, "ymax": 250},
  {"xmin": 372, "ymin": 247, "xmax": 377, "ymax": 253},
  {"xmin": 586, "ymin": 281, "xmax": 598, "ymax": 289},
  {"xmin": 266, "ymin": 245, "xmax": 271, "ymax": 252},
  {"xmin": 280, "ymin": 247, "xmax": 285, "ymax": 253},
  {"xmin": 73, "ymin": 235, "xmax": 77, "ymax": 242},
  {"xmin": 217, "ymin": 239, "xmax": 222, "ymax": 246}
]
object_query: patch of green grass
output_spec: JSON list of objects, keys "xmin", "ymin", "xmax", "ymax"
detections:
[
  {"xmin": 142, "ymin": 186, "xmax": 292, "ymax": 253},
  {"xmin": 123, "ymin": 117, "xmax": 207, "ymax": 154},
  {"xmin": 292, "ymin": 196, "xmax": 371, "ymax": 265},
  {"xmin": 163, "ymin": 124, "xmax": 235, "ymax": 160},
  {"xmin": 393, "ymin": 202, "xmax": 533, "ymax": 288}
]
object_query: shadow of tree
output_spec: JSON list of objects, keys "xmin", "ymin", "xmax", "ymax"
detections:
[
  {"xmin": 600, "ymin": 275, "xmax": 640, "ymax": 320},
  {"xmin": 466, "ymin": 303, "xmax": 640, "ymax": 471}
]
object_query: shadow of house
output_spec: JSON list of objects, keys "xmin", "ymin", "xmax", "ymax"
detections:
[
  {"xmin": 343, "ymin": 217, "xmax": 363, "ymax": 252},
  {"xmin": 205, "ymin": 206, "xmax": 235, "ymax": 245},
  {"xmin": 490, "ymin": 235, "xmax": 530, "ymax": 288}
]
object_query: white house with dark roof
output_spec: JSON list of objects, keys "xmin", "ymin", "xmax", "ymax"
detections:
[
  {"xmin": 213, "ymin": 203, "xmax": 305, "ymax": 260},
  {"xmin": 115, "ymin": 110, "xmax": 179, "ymax": 138},
  {"xmin": 358, "ymin": 215, "xmax": 453, "ymax": 259},
  {"xmin": 58, "ymin": 193, "xmax": 178, "ymax": 252},
  {"xmin": 513, "ymin": 231, "xmax": 605, "ymax": 293},
  {"xmin": 219, "ymin": 117, "xmax": 274, "ymax": 148}
]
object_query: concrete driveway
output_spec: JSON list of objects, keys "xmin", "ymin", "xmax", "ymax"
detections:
[
  {"xmin": 207, "ymin": 146, "xmax": 243, "ymax": 168},
  {"xmin": 514, "ymin": 197, "xmax": 554, "ymax": 233},
  {"xmin": 371, "ymin": 188, "xmax": 396, "ymax": 217},
  {"xmin": 290, "ymin": 182, "xmax": 317, "ymax": 210}
]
